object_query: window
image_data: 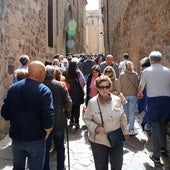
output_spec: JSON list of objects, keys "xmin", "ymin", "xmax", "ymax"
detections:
[
  {"xmin": 91, "ymin": 20, "xmax": 94, "ymax": 25},
  {"xmin": 0, "ymin": 0, "xmax": 7, "ymax": 18},
  {"xmin": 0, "ymin": 1, "xmax": 3, "ymax": 14},
  {"xmin": 48, "ymin": 0, "xmax": 53, "ymax": 47}
]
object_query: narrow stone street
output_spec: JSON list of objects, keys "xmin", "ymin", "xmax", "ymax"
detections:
[{"xmin": 0, "ymin": 112, "xmax": 170, "ymax": 170}]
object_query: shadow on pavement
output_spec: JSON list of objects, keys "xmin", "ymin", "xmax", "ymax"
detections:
[
  {"xmin": 124, "ymin": 136, "xmax": 147, "ymax": 153},
  {"xmin": 0, "ymin": 144, "xmax": 13, "ymax": 170}
]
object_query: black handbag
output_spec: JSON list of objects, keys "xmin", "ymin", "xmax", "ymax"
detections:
[
  {"xmin": 107, "ymin": 128, "xmax": 125, "ymax": 147},
  {"xmin": 97, "ymin": 99, "xmax": 125, "ymax": 148}
]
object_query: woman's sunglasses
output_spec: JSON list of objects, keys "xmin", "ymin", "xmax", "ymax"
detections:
[
  {"xmin": 105, "ymin": 70, "xmax": 112, "ymax": 73},
  {"xmin": 98, "ymin": 85, "xmax": 110, "ymax": 90}
]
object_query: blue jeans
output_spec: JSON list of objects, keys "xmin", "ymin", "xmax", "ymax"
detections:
[
  {"xmin": 123, "ymin": 96, "xmax": 137, "ymax": 129},
  {"xmin": 138, "ymin": 88, "xmax": 147, "ymax": 113},
  {"xmin": 44, "ymin": 133, "xmax": 52, "ymax": 170},
  {"xmin": 12, "ymin": 138, "xmax": 46, "ymax": 170},
  {"xmin": 44, "ymin": 129, "xmax": 65, "ymax": 170},
  {"xmin": 54, "ymin": 129, "xmax": 65, "ymax": 170}
]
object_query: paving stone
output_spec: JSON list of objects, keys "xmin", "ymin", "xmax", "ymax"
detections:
[{"xmin": 0, "ymin": 112, "xmax": 170, "ymax": 170}]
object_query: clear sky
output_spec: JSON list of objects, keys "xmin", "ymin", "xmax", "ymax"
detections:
[{"xmin": 86, "ymin": 0, "xmax": 99, "ymax": 10}]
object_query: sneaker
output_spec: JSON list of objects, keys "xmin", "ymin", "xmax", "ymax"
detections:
[
  {"xmin": 81, "ymin": 125, "xmax": 88, "ymax": 130},
  {"xmin": 69, "ymin": 121, "xmax": 74, "ymax": 126},
  {"xmin": 160, "ymin": 148, "xmax": 167, "ymax": 155},
  {"xmin": 149, "ymin": 152, "xmax": 160, "ymax": 163},
  {"xmin": 129, "ymin": 129, "xmax": 138, "ymax": 136},
  {"xmin": 144, "ymin": 127, "xmax": 151, "ymax": 133},
  {"xmin": 74, "ymin": 123, "xmax": 80, "ymax": 129},
  {"xmin": 141, "ymin": 123, "xmax": 145, "ymax": 131}
]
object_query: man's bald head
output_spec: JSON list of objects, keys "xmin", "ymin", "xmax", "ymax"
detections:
[
  {"xmin": 106, "ymin": 54, "xmax": 114, "ymax": 65},
  {"xmin": 28, "ymin": 61, "xmax": 46, "ymax": 82}
]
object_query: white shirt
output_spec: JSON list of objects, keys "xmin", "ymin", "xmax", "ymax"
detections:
[
  {"xmin": 140, "ymin": 64, "xmax": 170, "ymax": 97},
  {"xmin": 118, "ymin": 60, "xmax": 128, "ymax": 72}
]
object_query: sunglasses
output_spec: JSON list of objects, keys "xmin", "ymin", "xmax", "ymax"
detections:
[
  {"xmin": 92, "ymin": 71, "xmax": 99, "ymax": 74},
  {"xmin": 105, "ymin": 70, "xmax": 112, "ymax": 73},
  {"xmin": 98, "ymin": 85, "xmax": 110, "ymax": 90}
]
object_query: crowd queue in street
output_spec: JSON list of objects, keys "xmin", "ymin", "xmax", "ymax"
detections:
[{"xmin": 1, "ymin": 50, "xmax": 170, "ymax": 170}]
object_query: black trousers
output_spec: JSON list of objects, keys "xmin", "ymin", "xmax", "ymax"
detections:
[
  {"xmin": 70, "ymin": 104, "xmax": 80, "ymax": 124},
  {"xmin": 90, "ymin": 141, "xmax": 123, "ymax": 170}
]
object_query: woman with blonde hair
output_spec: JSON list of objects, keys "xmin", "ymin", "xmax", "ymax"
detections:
[
  {"xmin": 103, "ymin": 66, "xmax": 121, "ymax": 95},
  {"xmin": 15, "ymin": 69, "xmax": 28, "ymax": 81},
  {"xmin": 54, "ymin": 66, "xmax": 70, "ymax": 90},
  {"xmin": 119, "ymin": 61, "xmax": 139, "ymax": 136},
  {"xmin": 52, "ymin": 58, "xmax": 66, "ymax": 73},
  {"xmin": 103, "ymin": 66, "xmax": 127, "ymax": 106}
]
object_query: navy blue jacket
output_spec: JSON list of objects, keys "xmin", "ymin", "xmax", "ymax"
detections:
[{"xmin": 1, "ymin": 78, "xmax": 54, "ymax": 141}]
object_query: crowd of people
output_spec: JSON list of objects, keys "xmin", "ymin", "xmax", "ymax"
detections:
[{"xmin": 1, "ymin": 50, "xmax": 170, "ymax": 169}]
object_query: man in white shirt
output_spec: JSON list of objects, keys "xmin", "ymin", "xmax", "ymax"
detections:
[
  {"xmin": 138, "ymin": 51, "xmax": 170, "ymax": 164},
  {"xmin": 118, "ymin": 53, "xmax": 129, "ymax": 73}
]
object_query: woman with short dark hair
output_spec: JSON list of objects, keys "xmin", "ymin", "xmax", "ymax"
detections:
[
  {"xmin": 84, "ymin": 75, "xmax": 129, "ymax": 170},
  {"xmin": 86, "ymin": 65, "xmax": 101, "ymax": 106}
]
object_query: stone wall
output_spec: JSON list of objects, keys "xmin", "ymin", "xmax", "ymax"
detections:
[
  {"xmin": 0, "ymin": 0, "xmax": 47, "ymax": 102},
  {"xmin": 102, "ymin": 0, "xmax": 170, "ymax": 71},
  {"xmin": 72, "ymin": 0, "xmax": 87, "ymax": 53},
  {"xmin": 54, "ymin": 0, "xmax": 87, "ymax": 55},
  {"xmin": 0, "ymin": 0, "xmax": 87, "ymax": 139},
  {"xmin": 0, "ymin": 0, "xmax": 47, "ymax": 139},
  {"xmin": 86, "ymin": 9, "xmax": 104, "ymax": 54}
]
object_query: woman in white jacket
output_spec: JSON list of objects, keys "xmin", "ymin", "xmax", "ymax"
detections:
[{"xmin": 84, "ymin": 75, "xmax": 129, "ymax": 170}]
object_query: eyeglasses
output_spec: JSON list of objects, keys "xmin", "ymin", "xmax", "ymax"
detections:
[
  {"xmin": 105, "ymin": 70, "xmax": 112, "ymax": 73},
  {"xmin": 98, "ymin": 85, "xmax": 110, "ymax": 90},
  {"xmin": 92, "ymin": 71, "xmax": 99, "ymax": 74}
]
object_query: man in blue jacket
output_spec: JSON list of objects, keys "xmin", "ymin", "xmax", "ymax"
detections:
[
  {"xmin": 81, "ymin": 54, "xmax": 96, "ymax": 81},
  {"xmin": 100, "ymin": 54, "xmax": 119, "ymax": 78},
  {"xmin": 1, "ymin": 61, "xmax": 54, "ymax": 170}
]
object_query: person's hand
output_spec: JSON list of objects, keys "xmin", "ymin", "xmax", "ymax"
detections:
[
  {"xmin": 82, "ymin": 105, "xmax": 87, "ymax": 113},
  {"xmin": 44, "ymin": 128, "xmax": 53, "ymax": 139},
  {"xmin": 95, "ymin": 126, "xmax": 106, "ymax": 134},
  {"xmin": 124, "ymin": 134, "xmax": 129, "ymax": 140},
  {"xmin": 137, "ymin": 92, "xmax": 143, "ymax": 99}
]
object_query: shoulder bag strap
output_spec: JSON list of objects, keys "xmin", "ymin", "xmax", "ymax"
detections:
[
  {"xmin": 97, "ymin": 99, "xmax": 104, "ymax": 127},
  {"xmin": 126, "ymin": 74, "xmax": 138, "ymax": 92}
]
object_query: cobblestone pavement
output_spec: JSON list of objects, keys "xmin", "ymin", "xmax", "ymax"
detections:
[{"xmin": 0, "ymin": 112, "xmax": 170, "ymax": 170}]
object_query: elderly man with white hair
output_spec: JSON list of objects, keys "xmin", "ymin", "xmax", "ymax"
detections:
[{"xmin": 138, "ymin": 51, "xmax": 170, "ymax": 164}]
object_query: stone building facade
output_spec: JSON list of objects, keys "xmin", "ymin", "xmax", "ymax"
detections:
[
  {"xmin": 86, "ymin": 9, "xmax": 104, "ymax": 54},
  {"xmin": 102, "ymin": 0, "xmax": 170, "ymax": 71},
  {"xmin": 0, "ymin": 0, "xmax": 87, "ymax": 137}
]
